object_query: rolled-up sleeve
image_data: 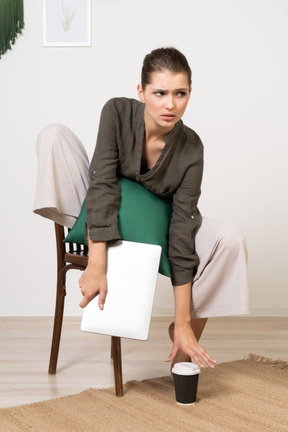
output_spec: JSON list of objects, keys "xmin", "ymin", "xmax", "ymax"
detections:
[
  {"xmin": 168, "ymin": 146, "xmax": 203, "ymax": 286},
  {"xmin": 86, "ymin": 100, "xmax": 121, "ymax": 242}
]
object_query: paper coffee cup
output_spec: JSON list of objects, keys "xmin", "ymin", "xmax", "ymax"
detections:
[{"xmin": 172, "ymin": 362, "xmax": 200, "ymax": 406}]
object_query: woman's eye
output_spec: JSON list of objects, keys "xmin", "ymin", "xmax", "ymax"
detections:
[
  {"xmin": 177, "ymin": 91, "xmax": 187, "ymax": 97},
  {"xmin": 155, "ymin": 91, "xmax": 165, "ymax": 96}
]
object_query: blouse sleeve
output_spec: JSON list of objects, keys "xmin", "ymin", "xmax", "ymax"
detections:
[
  {"xmin": 86, "ymin": 100, "xmax": 122, "ymax": 242},
  {"xmin": 168, "ymin": 145, "xmax": 204, "ymax": 286}
]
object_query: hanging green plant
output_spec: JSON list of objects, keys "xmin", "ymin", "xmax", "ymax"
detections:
[{"xmin": 0, "ymin": 0, "xmax": 24, "ymax": 59}]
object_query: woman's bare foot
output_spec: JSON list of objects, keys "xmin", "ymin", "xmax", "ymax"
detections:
[{"xmin": 168, "ymin": 322, "xmax": 191, "ymax": 372}]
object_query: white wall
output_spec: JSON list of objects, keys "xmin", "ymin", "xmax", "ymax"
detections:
[{"xmin": 1, "ymin": 0, "xmax": 287, "ymax": 317}]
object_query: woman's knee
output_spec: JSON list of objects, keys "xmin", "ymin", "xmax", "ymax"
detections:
[
  {"xmin": 219, "ymin": 224, "xmax": 247, "ymax": 257},
  {"xmin": 36, "ymin": 123, "xmax": 76, "ymax": 154},
  {"xmin": 37, "ymin": 123, "xmax": 67, "ymax": 144}
]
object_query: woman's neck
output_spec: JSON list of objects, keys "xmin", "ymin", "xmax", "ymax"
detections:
[{"xmin": 142, "ymin": 115, "xmax": 167, "ymax": 170}]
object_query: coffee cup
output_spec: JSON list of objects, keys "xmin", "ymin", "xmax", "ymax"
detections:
[{"xmin": 172, "ymin": 362, "xmax": 200, "ymax": 406}]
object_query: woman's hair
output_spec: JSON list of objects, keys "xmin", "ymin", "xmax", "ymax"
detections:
[{"xmin": 141, "ymin": 47, "xmax": 192, "ymax": 89}]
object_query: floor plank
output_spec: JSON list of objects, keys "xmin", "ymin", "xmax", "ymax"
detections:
[{"xmin": 0, "ymin": 316, "xmax": 287, "ymax": 408}]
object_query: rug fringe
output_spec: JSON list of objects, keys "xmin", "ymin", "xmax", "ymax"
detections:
[{"xmin": 248, "ymin": 353, "xmax": 288, "ymax": 370}]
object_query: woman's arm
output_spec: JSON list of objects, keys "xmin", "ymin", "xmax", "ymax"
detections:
[
  {"xmin": 81, "ymin": 100, "xmax": 121, "ymax": 308},
  {"xmin": 166, "ymin": 282, "xmax": 216, "ymax": 369},
  {"xmin": 168, "ymin": 140, "xmax": 204, "ymax": 287},
  {"xmin": 79, "ymin": 233, "xmax": 107, "ymax": 309},
  {"xmin": 86, "ymin": 99, "xmax": 122, "ymax": 243}
]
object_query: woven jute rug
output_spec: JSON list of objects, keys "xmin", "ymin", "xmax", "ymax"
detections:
[{"xmin": 1, "ymin": 355, "xmax": 287, "ymax": 432}]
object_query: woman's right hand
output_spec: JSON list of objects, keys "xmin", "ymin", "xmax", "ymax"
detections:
[{"xmin": 79, "ymin": 264, "xmax": 107, "ymax": 309}]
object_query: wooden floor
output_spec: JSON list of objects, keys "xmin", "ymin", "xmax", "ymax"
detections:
[{"xmin": 0, "ymin": 316, "xmax": 287, "ymax": 408}]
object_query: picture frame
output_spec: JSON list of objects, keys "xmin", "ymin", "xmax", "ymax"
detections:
[{"xmin": 43, "ymin": 0, "xmax": 91, "ymax": 47}]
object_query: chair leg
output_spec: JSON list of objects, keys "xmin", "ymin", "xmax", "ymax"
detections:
[
  {"xmin": 48, "ymin": 277, "xmax": 66, "ymax": 375},
  {"xmin": 111, "ymin": 340, "xmax": 114, "ymax": 359},
  {"xmin": 111, "ymin": 336, "xmax": 123, "ymax": 397}
]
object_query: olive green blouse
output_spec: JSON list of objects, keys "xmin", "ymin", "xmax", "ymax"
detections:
[{"xmin": 86, "ymin": 97, "xmax": 204, "ymax": 286}]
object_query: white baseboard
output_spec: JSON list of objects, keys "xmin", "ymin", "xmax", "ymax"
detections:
[
  {"xmin": 0, "ymin": 305, "xmax": 173, "ymax": 317},
  {"xmin": 0, "ymin": 305, "xmax": 287, "ymax": 317},
  {"xmin": 249, "ymin": 305, "xmax": 288, "ymax": 317},
  {"xmin": 152, "ymin": 305, "xmax": 288, "ymax": 318},
  {"xmin": 0, "ymin": 305, "xmax": 81, "ymax": 317}
]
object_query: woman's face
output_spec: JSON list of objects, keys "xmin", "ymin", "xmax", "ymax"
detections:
[{"xmin": 138, "ymin": 69, "xmax": 191, "ymax": 133}]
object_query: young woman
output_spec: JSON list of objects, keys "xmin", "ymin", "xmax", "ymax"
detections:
[{"xmin": 79, "ymin": 47, "xmax": 249, "ymax": 370}]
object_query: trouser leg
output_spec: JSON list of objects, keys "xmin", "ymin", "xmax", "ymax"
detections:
[{"xmin": 191, "ymin": 217, "xmax": 250, "ymax": 319}]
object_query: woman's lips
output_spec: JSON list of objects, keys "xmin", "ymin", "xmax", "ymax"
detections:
[{"xmin": 161, "ymin": 114, "xmax": 176, "ymax": 121}]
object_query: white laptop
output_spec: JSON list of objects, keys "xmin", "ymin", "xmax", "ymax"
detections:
[{"xmin": 81, "ymin": 240, "xmax": 162, "ymax": 341}]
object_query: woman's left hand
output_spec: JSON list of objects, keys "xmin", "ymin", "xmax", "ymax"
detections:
[{"xmin": 166, "ymin": 321, "xmax": 216, "ymax": 369}]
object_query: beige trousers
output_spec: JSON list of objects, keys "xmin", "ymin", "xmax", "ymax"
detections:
[{"xmin": 191, "ymin": 217, "xmax": 250, "ymax": 318}]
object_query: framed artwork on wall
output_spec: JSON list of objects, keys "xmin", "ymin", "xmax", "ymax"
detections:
[{"xmin": 43, "ymin": 0, "xmax": 91, "ymax": 47}]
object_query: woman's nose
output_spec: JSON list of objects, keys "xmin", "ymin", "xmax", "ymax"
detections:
[{"xmin": 165, "ymin": 95, "xmax": 175, "ymax": 110}]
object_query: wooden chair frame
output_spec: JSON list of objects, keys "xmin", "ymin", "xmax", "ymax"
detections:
[{"xmin": 48, "ymin": 222, "xmax": 123, "ymax": 397}]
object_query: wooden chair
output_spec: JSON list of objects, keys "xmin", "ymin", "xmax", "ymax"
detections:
[{"xmin": 48, "ymin": 222, "xmax": 123, "ymax": 397}]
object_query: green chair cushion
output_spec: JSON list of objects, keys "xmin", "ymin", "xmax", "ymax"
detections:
[{"xmin": 64, "ymin": 177, "xmax": 172, "ymax": 278}]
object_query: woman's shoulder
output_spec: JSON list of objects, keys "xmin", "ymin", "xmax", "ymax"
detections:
[
  {"xmin": 179, "ymin": 122, "xmax": 204, "ymax": 151},
  {"xmin": 99, "ymin": 97, "xmax": 144, "ymax": 132},
  {"xmin": 102, "ymin": 97, "xmax": 143, "ymax": 115}
]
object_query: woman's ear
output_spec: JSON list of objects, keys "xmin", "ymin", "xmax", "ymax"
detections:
[{"xmin": 137, "ymin": 84, "xmax": 145, "ymax": 103}]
